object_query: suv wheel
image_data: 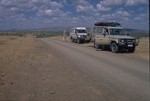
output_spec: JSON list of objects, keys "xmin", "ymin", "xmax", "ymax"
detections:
[{"xmin": 110, "ymin": 42, "xmax": 119, "ymax": 53}]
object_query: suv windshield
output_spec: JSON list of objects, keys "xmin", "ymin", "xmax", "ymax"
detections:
[
  {"xmin": 76, "ymin": 29, "xmax": 87, "ymax": 33},
  {"xmin": 109, "ymin": 29, "xmax": 125, "ymax": 35}
]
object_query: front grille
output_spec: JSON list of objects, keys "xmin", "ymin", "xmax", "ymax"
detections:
[
  {"xmin": 127, "ymin": 39, "xmax": 133, "ymax": 42},
  {"xmin": 81, "ymin": 35, "xmax": 87, "ymax": 39},
  {"xmin": 123, "ymin": 39, "xmax": 135, "ymax": 43}
]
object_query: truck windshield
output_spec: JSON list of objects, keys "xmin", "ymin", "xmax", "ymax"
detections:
[
  {"xmin": 109, "ymin": 29, "xmax": 125, "ymax": 35},
  {"xmin": 76, "ymin": 30, "xmax": 87, "ymax": 33}
]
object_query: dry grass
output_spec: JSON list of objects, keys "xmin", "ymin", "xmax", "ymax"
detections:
[
  {"xmin": 0, "ymin": 35, "xmax": 36, "ymax": 86},
  {"xmin": 0, "ymin": 36, "xmax": 35, "ymax": 67},
  {"xmin": 0, "ymin": 35, "xmax": 54, "ymax": 76},
  {"xmin": 0, "ymin": 35, "xmax": 55, "ymax": 100},
  {"xmin": 134, "ymin": 37, "xmax": 149, "ymax": 60}
]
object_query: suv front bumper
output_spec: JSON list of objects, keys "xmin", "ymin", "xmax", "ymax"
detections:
[
  {"xmin": 78, "ymin": 35, "xmax": 90, "ymax": 41},
  {"xmin": 118, "ymin": 38, "xmax": 139, "ymax": 49},
  {"xmin": 118, "ymin": 42, "xmax": 137, "ymax": 49}
]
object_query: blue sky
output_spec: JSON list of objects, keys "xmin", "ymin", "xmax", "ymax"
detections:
[{"xmin": 0, "ymin": 0, "xmax": 149, "ymax": 30}]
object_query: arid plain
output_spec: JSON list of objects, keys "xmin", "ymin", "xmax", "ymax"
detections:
[{"xmin": 0, "ymin": 35, "xmax": 149, "ymax": 101}]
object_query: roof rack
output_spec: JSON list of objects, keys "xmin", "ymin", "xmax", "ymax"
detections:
[{"xmin": 94, "ymin": 22, "xmax": 121, "ymax": 27}]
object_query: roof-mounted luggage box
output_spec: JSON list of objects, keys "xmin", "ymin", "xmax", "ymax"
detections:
[{"xmin": 94, "ymin": 22, "xmax": 121, "ymax": 27}]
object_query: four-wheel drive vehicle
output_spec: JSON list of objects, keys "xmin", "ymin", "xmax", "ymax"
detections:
[
  {"xmin": 69, "ymin": 27, "xmax": 90, "ymax": 43},
  {"xmin": 93, "ymin": 22, "xmax": 139, "ymax": 53}
]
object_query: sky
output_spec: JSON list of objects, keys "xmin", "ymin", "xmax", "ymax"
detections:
[{"xmin": 0, "ymin": 0, "xmax": 149, "ymax": 30}]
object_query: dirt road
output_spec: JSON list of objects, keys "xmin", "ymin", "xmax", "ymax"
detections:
[
  {"xmin": 0, "ymin": 37, "xmax": 149, "ymax": 101},
  {"xmin": 40, "ymin": 38, "xmax": 149, "ymax": 101}
]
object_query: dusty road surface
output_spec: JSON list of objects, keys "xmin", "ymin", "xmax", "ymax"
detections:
[
  {"xmin": 0, "ymin": 36, "xmax": 149, "ymax": 101},
  {"xmin": 39, "ymin": 38, "xmax": 149, "ymax": 101}
]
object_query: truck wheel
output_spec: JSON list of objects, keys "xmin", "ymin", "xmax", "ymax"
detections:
[
  {"xmin": 110, "ymin": 42, "xmax": 119, "ymax": 53},
  {"xmin": 94, "ymin": 40, "xmax": 99, "ymax": 49},
  {"xmin": 77, "ymin": 38, "xmax": 80, "ymax": 44}
]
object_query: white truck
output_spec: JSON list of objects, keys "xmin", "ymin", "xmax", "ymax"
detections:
[
  {"xmin": 69, "ymin": 27, "xmax": 90, "ymax": 43},
  {"xmin": 92, "ymin": 22, "xmax": 139, "ymax": 53}
]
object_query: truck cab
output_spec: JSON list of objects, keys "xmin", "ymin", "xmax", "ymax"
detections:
[{"xmin": 93, "ymin": 22, "xmax": 139, "ymax": 53}]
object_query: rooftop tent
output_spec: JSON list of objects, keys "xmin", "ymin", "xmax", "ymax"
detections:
[{"xmin": 94, "ymin": 22, "xmax": 121, "ymax": 27}]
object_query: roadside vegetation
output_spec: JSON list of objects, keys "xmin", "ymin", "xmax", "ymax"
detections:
[
  {"xmin": 0, "ymin": 30, "xmax": 149, "ymax": 61},
  {"xmin": 0, "ymin": 28, "xmax": 149, "ymax": 38},
  {"xmin": 126, "ymin": 31, "xmax": 149, "ymax": 39},
  {"xmin": 0, "ymin": 31, "xmax": 63, "ymax": 38}
]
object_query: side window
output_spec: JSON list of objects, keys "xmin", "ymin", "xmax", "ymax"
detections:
[
  {"xmin": 97, "ymin": 28, "xmax": 102, "ymax": 33},
  {"xmin": 94, "ymin": 27, "xmax": 108, "ymax": 35},
  {"xmin": 95, "ymin": 27, "xmax": 103, "ymax": 35}
]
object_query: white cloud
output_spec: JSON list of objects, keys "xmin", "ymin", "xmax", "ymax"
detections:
[
  {"xmin": 48, "ymin": 1, "xmax": 63, "ymax": 9},
  {"xmin": 125, "ymin": 0, "xmax": 148, "ymax": 6},
  {"xmin": 134, "ymin": 13, "xmax": 148, "ymax": 21},
  {"xmin": 0, "ymin": 0, "xmax": 65, "ymax": 18},
  {"xmin": 0, "ymin": 0, "xmax": 149, "ymax": 30},
  {"xmin": 74, "ymin": 0, "xmax": 89, "ymax": 6},
  {"xmin": 42, "ymin": 9, "xmax": 53, "ymax": 16},
  {"xmin": 113, "ymin": 10, "xmax": 130, "ymax": 17},
  {"xmin": 101, "ymin": 14, "xmax": 113, "ymax": 19},
  {"xmin": 74, "ymin": 0, "xmax": 96, "ymax": 14},
  {"xmin": 76, "ymin": 5, "xmax": 84, "ymax": 12},
  {"xmin": 96, "ymin": 0, "xmax": 148, "ymax": 7},
  {"xmin": 98, "ymin": 10, "xmax": 130, "ymax": 22},
  {"xmin": 100, "ymin": 0, "xmax": 123, "ymax": 6},
  {"xmin": 96, "ymin": 4, "xmax": 110, "ymax": 11},
  {"xmin": 10, "ymin": 7, "xmax": 19, "ymax": 12},
  {"xmin": 38, "ymin": 9, "xmax": 67, "ymax": 17},
  {"xmin": 134, "ymin": 17, "xmax": 141, "ymax": 21},
  {"xmin": 31, "ymin": 0, "xmax": 47, "ymax": 3},
  {"xmin": 76, "ymin": 5, "xmax": 96, "ymax": 13}
]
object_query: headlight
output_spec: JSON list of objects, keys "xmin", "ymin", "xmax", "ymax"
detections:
[
  {"xmin": 120, "ymin": 39, "xmax": 125, "ymax": 43},
  {"xmin": 78, "ymin": 35, "xmax": 81, "ymax": 38}
]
